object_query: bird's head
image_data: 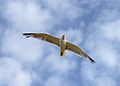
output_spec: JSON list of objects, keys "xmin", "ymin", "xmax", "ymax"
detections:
[{"xmin": 61, "ymin": 34, "xmax": 65, "ymax": 40}]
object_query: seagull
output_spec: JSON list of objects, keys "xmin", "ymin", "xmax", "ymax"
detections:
[{"xmin": 23, "ymin": 33, "xmax": 96, "ymax": 63}]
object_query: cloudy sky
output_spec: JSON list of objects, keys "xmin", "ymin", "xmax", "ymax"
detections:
[{"xmin": 0, "ymin": 0, "xmax": 120, "ymax": 86}]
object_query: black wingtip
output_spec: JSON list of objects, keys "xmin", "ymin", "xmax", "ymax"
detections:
[
  {"xmin": 22, "ymin": 33, "xmax": 33, "ymax": 38},
  {"xmin": 89, "ymin": 58, "xmax": 96, "ymax": 64},
  {"xmin": 22, "ymin": 33, "xmax": 32, "ymax": 35},
  {"xmin": 84, "ymin": 53, "xmax": 96, "ymax": 64},
  {"xmin": 91, "ymin": 60, "xmax": 96, "ymax": 64}
]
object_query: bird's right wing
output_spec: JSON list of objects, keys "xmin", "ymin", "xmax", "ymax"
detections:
[
  {"xmin": 66, "ymin": 42, "xmax": 96, "ymax": 63},
  {"xmin": 23, "ymin": 33, "xmax": 60, "ymax": 46}
]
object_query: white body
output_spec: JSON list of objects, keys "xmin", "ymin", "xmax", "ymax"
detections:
[{"xmin": 59, "ymin": 35, "xmax": 66, "ymax": 56}]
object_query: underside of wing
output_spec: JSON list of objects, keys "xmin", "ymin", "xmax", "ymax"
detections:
[
  {"xmin": 66, "ymin": 42, "xmax": 96, "ymax": 63},
  {"xmin": 66, "ymin": 42, "xmax": 85, "ymax": 56},
  {"xmin": 23, "ymin": 33, "xmax": 60, "ymax": 46}
]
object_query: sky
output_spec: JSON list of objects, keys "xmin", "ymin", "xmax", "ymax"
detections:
[{"xmin": 0, "ymin": 0, "xmax": 120, "ymax": 86}]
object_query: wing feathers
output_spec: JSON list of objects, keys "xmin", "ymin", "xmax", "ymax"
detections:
[
  {"xmin": 83, "ymin": 53, "xmax": 96, "ymax": 63},
  {"xmin": 66, "ymin": 42, "xmax": 96, "ymax": 63},
  {"xmin": 23, "ymin": 33, "xmax": 60, "ymax": 46}
]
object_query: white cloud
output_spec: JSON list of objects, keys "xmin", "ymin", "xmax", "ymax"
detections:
[
  {"xmin": 101, "ymin": 20, "xmax": 120, "ymax": 41},
  {"xmin": 1, "ymin": 0, "xmax": 82, "ymax": 85},
  {"xmin": 42, "ymin": 0, "xmax": 83, "ymax": 21},
  {"xmin": 44, "ymin": 76, "xmax": 61, "ymax": 86},
  {"xmin": 97, "ymin": 9, "xmax": 120, "ymax": 23},
  {"xmin": 3, "ymin": 0, "xmax": 55, "ymax": 32},
  {"xmin": 0, "ymin": 57, "xmax": 32, "ymax": 86},
  {"xmin": 45, "ymin": 51, "xmax": 77, "ymax": 74},
  {"xmin": 80, "ymin": 3, "xmax": 120, "ymax": 86},
  {"xmin": 81, "ymin": 62, "xmax": 117, "ymax": 86},
  {"xmin": 1, "ymin": 0, "xmax": 120, "ymax": 86},
  {"xmin": 1, "ymin": 29, "xmax": 43, "ymax": 64},
  {"xmin": 44, "ymin": 75, "xmax": 76, "ymax": 86},
  {"xmin": 80, "ymin": 0, "xmax": 101, "ymax": 9},
  {"xmin": 86, "ymin": 40, "xmax": 118, "ymax": 68},
  {"xmin": 96, "ymin": 76, "xmax": 117, "ymax": 86}
]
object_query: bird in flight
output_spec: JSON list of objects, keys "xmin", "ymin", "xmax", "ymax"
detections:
[{"xmin": 23, "ymin": 33, "xmax": 96, "ymax": 64}]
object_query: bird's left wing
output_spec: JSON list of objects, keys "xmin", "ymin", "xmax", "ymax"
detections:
[
  {"xmin": 23, "ymin": 33, "xmax": 60, "ymax": 46},
  {"xmin": 66, "ymin": 42, "xmax": 96, "ymax": 63}
]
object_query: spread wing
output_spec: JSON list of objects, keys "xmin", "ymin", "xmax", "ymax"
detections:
[
  {"xmin": 66, "ymin": 42, "xmax": 96, "ymax": 63},
  {"xmin": 23, "ymin": 33, "xmax": 60, "ymax": 46}
]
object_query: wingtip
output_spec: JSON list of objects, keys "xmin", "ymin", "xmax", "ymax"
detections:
[
  {"xmin": 89, "ymin": 58, "xmax": 96, "ymax": 64},
  {"xmin": 22, "ymin": 33, "xmax": 26, "ymax": 35},
  {"xmin": 91, "ymin": 60, "xmax": 96, "ymax": 64},
  {"xmin": 22, "ymin": 33, "xmax": 32, "ymax": 35},
  {"xmin": 22, "ymin": 33, "xmax": 33, "ymax": 38},
  {"xmin": 83, "ymin": 54, "xmax": 96, "ymax": 64}
]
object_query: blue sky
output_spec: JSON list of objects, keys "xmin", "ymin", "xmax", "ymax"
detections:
[{"xmin": 0, "ymin": 0, "xmax": 120, "ymax": 86}]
